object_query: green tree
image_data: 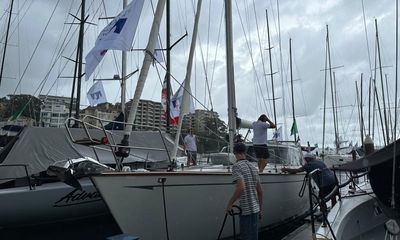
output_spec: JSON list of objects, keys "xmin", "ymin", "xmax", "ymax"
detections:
[
  {"xmin": 3, "ymin": 95, "xmax": 41, "ymax": 123},
  {"xmin": 197, "ymin": 117, "xmax": 228, "ymax": 153}
]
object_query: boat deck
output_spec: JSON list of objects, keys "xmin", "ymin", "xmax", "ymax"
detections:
[{"xmin": 283, "ymin": 220, "xmax": 323, "ymax": 240}]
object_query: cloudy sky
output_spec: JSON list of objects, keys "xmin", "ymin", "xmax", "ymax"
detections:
[{"xmin": 0, "ymin": 0, "xmax": 398, "ymax": 147}]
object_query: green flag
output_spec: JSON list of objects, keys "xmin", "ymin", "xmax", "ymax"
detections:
[{"xmin": 290, "ymin": 120, "xmax": 298, "ymax": 136}]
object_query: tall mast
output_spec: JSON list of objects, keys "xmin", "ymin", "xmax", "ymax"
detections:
[
  {"xmin": 322, "ymin": 25, "xmax": 328, "ymax": 158},
  {"xmin": 266, "ymin": 9, "xmax": 277, "ymax": 128},
  {"xmin": 333, "ymin": 71, "xmax": 340, "ymax": 150},
  {"xmin": 391, "ymin": 0, "xmax": 398, "ymax": 210},
  {"xmin": 225, "ymin": 0, "xmax": 237, "ymax": 152},
  {"xmin": 356, "ymin": 79, "xmax": 363, "ymax": 146},
  {"xmin": 326, "ymin": 25, "xmax": 339, "ymax": 153},
  {"xmin": 0, "ymin": 0, "xmax": 14, "ymax": 87},
  {"xmin": 375, "ymin": 19, "xmax": 390, "ymax": 144},
  {"xmin": 74, "ymin": 0, "xmax": 86, "ymax": 121},
  {"xmin": 171, "ymin": 0, "xmax": 202, "ymax": 160},
  {"xmin": 165, "ymin": 0, "xmax": 171, "ymax": 132},
  {"xmin": 277, "ymin": 0, "xmax": 287, "ymax": 140},
  {"xmin": 121, "ymin": 0, "xmax": 127, "ymax": 117},
  {"xmin": 123, "ymin": 0, "xmax": 166, "ymax": 136},
  {"xmin": 289, "ymin": 38, "xmax": 296, "ymax": 142},
  {"xmin": 390, "ymin": 0, "xmax": 399, "ymax": 209},
  {"xmin": 360, "ymin": 74, "xmax": 365, "ymax": 146}
]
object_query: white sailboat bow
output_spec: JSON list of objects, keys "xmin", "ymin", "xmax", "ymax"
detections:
[{"xmin": 90, "ymin": 0, "xmax": 310, "ymax": 239}]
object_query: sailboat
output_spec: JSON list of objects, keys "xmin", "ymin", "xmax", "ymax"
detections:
[
  {"xmin": 316, "ymin": 138, "xmax": 400, "ymax": 239},
  {"xmin": 90, "ymin": 1, "xmax": 309, "ymax": 239},
  {"xmin": 0, "ymin": 0, "xmax": 179, "ymax": 228}
]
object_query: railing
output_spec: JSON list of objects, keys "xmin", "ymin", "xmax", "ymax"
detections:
[
  {"xmin": 65, "ymin": 116, "xmax": 172, "ymax": 171},
  {"xmin": 307, "ymin": 168, "xmax": 369, "ymax": 240},
  {"xmin": 0, "ymin": 164, "xmax": 33, "ymax": 190}
]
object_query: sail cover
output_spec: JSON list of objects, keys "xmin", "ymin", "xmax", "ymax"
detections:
[{"xmin": 0, "ymin": 127, "xmax": 181, "ymax": 180}]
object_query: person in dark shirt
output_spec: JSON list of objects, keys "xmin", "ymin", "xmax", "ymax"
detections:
[{"xmin": 282, "ymin": 153, "xmax": 337, "ymax": 212}]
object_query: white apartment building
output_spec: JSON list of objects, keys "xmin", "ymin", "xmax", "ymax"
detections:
[{"xmin": 39, "ymin": 95, "xmax": 76, "ymax": 128}]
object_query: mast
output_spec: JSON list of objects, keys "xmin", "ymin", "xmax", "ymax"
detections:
[
  {"xmin": 326, "ymin": 25, "xmax": 339, "ymax": 153},
  {"xmin": 123, "ymin": 0, "xmax": 166, "ymax": 137},
  {"xmin": 277, "ymin": 0, "xmax": 287, "ymax": 140},
  {"xmin": 0, "ymin": 0, "xmax": 14, "ymax": 87},
  {"xmin": 391, "ymin": 0, "xmax": 398, "ymax": 210},
  {"xmin": 322, "ymin": 26, "xmax": 329, "ymax": 158},
  {"xmin": 225, "ymin": 0, "xmax": 237, "ymax": 152},
  {"xmin": 360, "ymin": 73, "xmax": 365, "ymax": 146},
  {"xmin": 74, "ymin": 0, "xmax": 86, "ymax": 121},
  {"xmin": 356, "ymin": 79, "xmax": 363, "ymax": 146},
  {"xmin": 121, "ymin": 0, "xmax": 127, "ymax": 117},
  {"xmin": 289, "ymin": 38, "xmax": 296, "ymax": 142},
  {"xmin": 165, "ymin": 0, "xmax": 171, "ymax": 133},
  {"xmin": 170, "ymin": 0, "xmax": 202, "ymax": 160},
  {"xmin": 265, "ymin": 9, "xmax": 277, "ymax": 128},
  {"xmin": 333, "ymin": 71, "xmax": 340, "ymax": 150},
  {"xmin": 375, "ymin": 19, "xmax": 390, "ymax": 144},
  {"xmin": 368, "ymin": 76, "xmax": 372, "ymax": 136}
]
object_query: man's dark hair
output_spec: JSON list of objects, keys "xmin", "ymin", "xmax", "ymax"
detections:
[
  {"xmin": 233, "ymin": 142, "xmax": 246, "ymax": 154},
  {"xmin": 258, "ymin": 114, "xmax": 267, "ymax": 122}
]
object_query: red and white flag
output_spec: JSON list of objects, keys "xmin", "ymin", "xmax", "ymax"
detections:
[{"xmin": 161, "ymin": 79, "xmax": 195, "ymax": 124}]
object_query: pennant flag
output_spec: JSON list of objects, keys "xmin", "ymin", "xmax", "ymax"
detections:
[
  {"xmin": 161, "ymin": 80, "xmax": 195, "ymax": 125},
  {"xmin": 290, "ymin": 120, "xmax": 298, "ymax": 136},
  {"xmin": 272, "ymin": 126, "xmax": 282, "ymax": 141},
  {"xmin": 87, "ymin": 81, "xmax": 107, "ymax": 106},
  {"xmin": 85, "ymin": 0, "xmax": 144, "ymax": 80}
]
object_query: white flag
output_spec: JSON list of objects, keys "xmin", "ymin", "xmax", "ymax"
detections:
[
  {"xmin": 170, "ymin": 82, "xmax": 195, "ymax": 121},
  {"xmin": 85, "ymin": 0, "xmax": 144, "ymax": 80},
  {"xmin": 272, "ymin": 126, "xmax": 283, "ymax": 141},
  {"xmin": 87, "ymin": 81, "xmax": 107, "ymax": 106}
]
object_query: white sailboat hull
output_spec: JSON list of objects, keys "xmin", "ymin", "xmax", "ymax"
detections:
[
  {"xmin": 0, "ymin": 178, "xmax": 107, "ymax": 228},
  {"xmin": 91, "ymin": 170, "xmax": 309, "ymax": 240},
  {"xmin": 317, "ymin": 183, "xmax": 390, "ymax": 240}
]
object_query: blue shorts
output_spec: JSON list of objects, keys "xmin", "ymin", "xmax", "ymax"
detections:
[{"xmin": 240, "ymin": 213, "xmax": 258, "ymax": 240}]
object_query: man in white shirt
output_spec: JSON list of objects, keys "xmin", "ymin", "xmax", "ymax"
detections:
[
  {"xmin": 184, "ymin": 129, "xmax": 197, "ymax": 166},
  {"xmin": 252, "ymin": 114, "xmax": 276, "ymax": 173}
]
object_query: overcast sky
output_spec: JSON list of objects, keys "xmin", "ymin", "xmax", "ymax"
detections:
[{"xmin": 0, "ymin": 0, "xmax": 398, "ymax": 147}]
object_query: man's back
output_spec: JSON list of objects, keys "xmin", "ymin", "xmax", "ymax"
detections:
[
  {"xmin": 232, "ymin": 160, "xmax": 260, "ymax": 215},
  {"xmin": 252, "ymin": 121, "xmax": 269, "ymax": 144},
  {"xmin": 303, "ymin": 160, "xmax": 336, "ymax": 187}
]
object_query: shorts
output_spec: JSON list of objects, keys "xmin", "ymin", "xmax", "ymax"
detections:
[
  {"xmin": 186, "ymin": 150, "xmax": 197, "ymax": 162},
  {"xmin": 253, "ymin": 144, "xmax": 270, "ymax": 159}
]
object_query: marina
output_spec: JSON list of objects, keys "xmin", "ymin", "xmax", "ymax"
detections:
[{"xmin": 1, "ymin": 0, "xmax": 400, "ymax": 239}]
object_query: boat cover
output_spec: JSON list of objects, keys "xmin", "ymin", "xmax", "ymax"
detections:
[
  {"xmin": 0, "ymin": 127, "xmax": 181, "ymax": 179},
  {"xmin": 334, "ymin": 138, "xmax": 400, "ymax": 171}
]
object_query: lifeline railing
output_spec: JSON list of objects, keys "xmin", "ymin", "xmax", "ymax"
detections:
[
  {"xmin": 65, "ymin": 115, "xmax": 172, "ymax": 171},
  {"xmin": 305, "ymin": 168, "xmax": 369, "ymax": 240}
]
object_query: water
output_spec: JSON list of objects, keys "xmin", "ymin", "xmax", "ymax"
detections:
[
  {"xmin": 0, "ymin": 214, "xmax": 121, "ymax": 240},
  {"xmin": 0, "ymin": 214, "xmax": 304, "ymax": 240}
]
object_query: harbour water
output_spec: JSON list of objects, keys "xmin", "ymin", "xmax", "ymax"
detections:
[
  {"xmin": 0, "ymin": 214, "xmax": 306, "ymax": 240},
  {"xmin": 0, "ymin": 214, "xmax": 121, "ymax": 240}
]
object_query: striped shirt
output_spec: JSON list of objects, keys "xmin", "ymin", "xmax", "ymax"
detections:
[{"xmin": 232, "ymin": 160, "xmax": 261, "ymax": 215}]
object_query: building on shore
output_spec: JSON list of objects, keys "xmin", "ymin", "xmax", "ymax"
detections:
[{"xmin": 39, "ymin": 95, "xmax": 76, "ymax": 128}]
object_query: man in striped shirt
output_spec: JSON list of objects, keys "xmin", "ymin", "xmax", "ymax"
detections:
[{"xmin": 225, "ymin": 142, "xmax": 263, "ymax": 240}]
